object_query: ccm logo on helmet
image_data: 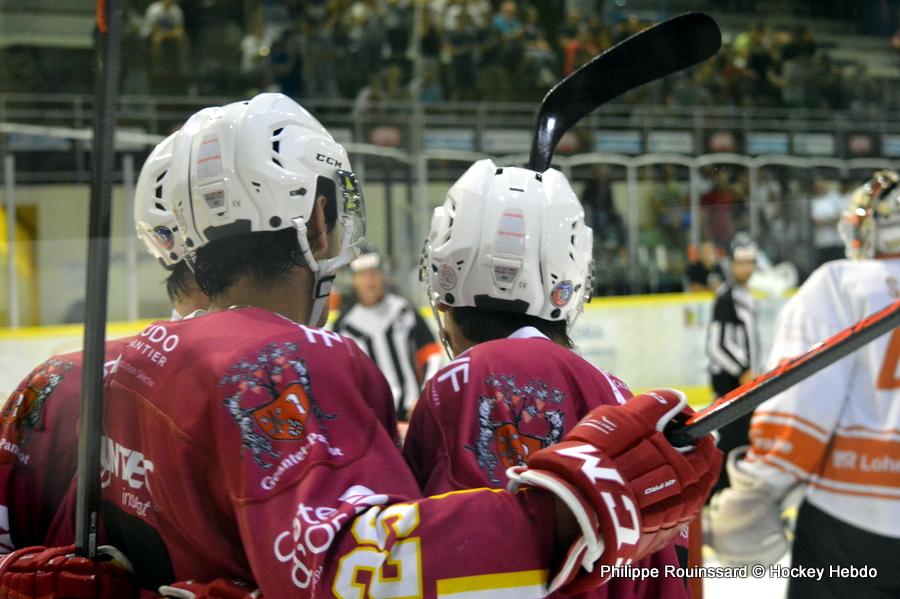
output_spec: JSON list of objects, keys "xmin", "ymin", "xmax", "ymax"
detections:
[{"xmin": 316, "ymin": 153, "xmax": 342, "ymax": 169}]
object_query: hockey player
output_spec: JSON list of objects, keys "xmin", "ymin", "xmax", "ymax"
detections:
[
  {"xmin": 705, "ymin": 232, "xmax": 759, "ymax": 494},
  {"xmin": 402, "ymin": 159, "xmax": 696, "ymax": 599},
  {"xmin": 333, "ymin": 248, "xmax": 441, "ymax": 420},
  {"xmin": 0, "ymin": 94, "xmax": 721, "ymax": 598},
  {"xmin": 0, "ymin": 125, "xmax": 210, "ymax": 555},
  {"xmin": 708, "ymin": 170, "xmax": 900, "ymax": 598}
]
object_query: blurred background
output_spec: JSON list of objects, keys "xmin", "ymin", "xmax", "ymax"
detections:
[{"xmin": 1, "ymin": 0, "xmax": 899, "ymax": 405}]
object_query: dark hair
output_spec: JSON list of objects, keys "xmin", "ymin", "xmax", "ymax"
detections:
[
  {"xmin": 165, "ymin": 261, "xmax": 199, "ymax": 303},
  {"xmin": 191, "ymin": 228, "xmax": 305, "ymax": 298},
  {"xmin": 449, "ymin": 306, "xmax": 573, "ymax": 349}
]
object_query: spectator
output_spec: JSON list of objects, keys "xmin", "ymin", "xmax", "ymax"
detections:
[
  {"xmin": 491, "ymin": 0, "xmax": 525, "ymax": 87},
  {"xmin": 268, "ymin": 24, "xmax": 304, "ymax": 99},
  {"xmin": 239, "ymin": 11, "xmax": 273, "ymax": 92},
  {"xmin": 418, "ymin": 6, "xmax": 443, "ymax": 85},
  {"xmin": 810, "ymin": 177, "xmax": 849, "ymax": 267},
  {"xmin": 298, "ymin": 16, "xmax": 339, "ymax": 98},
  {"xmin": 384, "ymin": 0, "xmax": 413, "ymax": 64},
  {"xmin": 701, "ymin": 169, "xmax": 736, "ymax": 247},
  {"xmin": 521, "ymin": 6, "xmax": 558, "ymax": 91},
  {"xmin": 142, "ymin": 0, "xmax": 189, "ymax": 95},
  {"xmin": 685, "ymin": 241, "xmax": 726, "ymax": 292},
  {"xmin": 347, "ymin": 0, "xmax": 387, "ymax": 96},
  {"xmin": 563, "ymin": 25, "xmax": 599, "ymax": 76},
  {"xmin": 443, "ymin": 8, "xmax": 480, "ymax": 100}
]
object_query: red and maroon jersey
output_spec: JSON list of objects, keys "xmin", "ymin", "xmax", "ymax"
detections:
[
  {"xmin": 402, "ymin": 328, "xmax": 691, "ymax": 599},
  {"xmin": 0, "ymin": 338, "xmax": 130, "ymax": 551},
  {"xmin": 99, "ymin": 307, "xmax": 572, "ymax": 597}
]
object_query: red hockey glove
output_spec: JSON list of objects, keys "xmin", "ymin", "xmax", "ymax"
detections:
[
  {"xmin": 508, "ymin": 389, "xmax": 721, "ymax": 594},
  {"xmin": 0, "ymin": 544, "xmax": 138, "ymax": 599},
  {"xmin": 158, "ymin": 578, "xmax": 261, "ymax": 598}
]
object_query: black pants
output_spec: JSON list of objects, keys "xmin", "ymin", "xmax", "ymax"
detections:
[{"xmin": 788, "ymin": 501, "xmax": 900, "ymax": 599}]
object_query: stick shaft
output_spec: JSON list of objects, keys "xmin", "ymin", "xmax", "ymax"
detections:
[
  {"xmin": 75, "ymin": 0, "xmax": 123, "ymax": 558},
  {"xmin": 665, "ymin": 299, "xmax": 900, "ymax": 447}
]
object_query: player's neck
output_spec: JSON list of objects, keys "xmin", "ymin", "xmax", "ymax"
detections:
[{"xmin": 207, "ymin": 269, "xmax": 313, "ymax": 324}]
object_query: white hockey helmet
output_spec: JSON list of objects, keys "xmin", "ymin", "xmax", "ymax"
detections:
[
  {"xmin": 135, "ymin": 107, "xmax": 222, "ymax": 269},
  {"xmin": 172, "ymin": 93, "xmax": 365, "ymax": 322},
  {"xmin": 135, "ymin": 132, "xmax": 182, "ymax": 268},
  {"xmin": 421, "ymin": 159, "xmax": 593, "ymax": 338},
  {"xmin": 839, "ymin": 170, "xmax": 900, "ymax": 259}
]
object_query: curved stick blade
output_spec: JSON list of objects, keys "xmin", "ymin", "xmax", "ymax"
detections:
[{"xmin": 529, "ymin": 12, "xmax": 721, "ymax": 172}]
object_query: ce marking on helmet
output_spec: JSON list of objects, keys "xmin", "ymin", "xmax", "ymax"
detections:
[
  {"xmin": 518, "ymin": 281, "xmax": 527, "ymax": 288},
  {"xmin": 232, "ymin": 199, "xmax": 242, "ymax": 208}
]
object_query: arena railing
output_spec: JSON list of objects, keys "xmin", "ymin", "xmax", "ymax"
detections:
[{"xmin": 1, "ymin": 120, "xmax": 899, "ymax": 328}]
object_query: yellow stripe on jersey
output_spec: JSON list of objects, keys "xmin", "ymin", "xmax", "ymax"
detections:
[
  {"xmin": 436, "ymin": 569, "xmax": 547, "ymax": 598},
  {"xmin": 428, "ymin": 487, "xmax": 505, "ymax": 501}
]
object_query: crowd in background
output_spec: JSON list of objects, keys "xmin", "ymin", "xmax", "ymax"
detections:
[
  {"xmin": 228, "ymin": 1, "xmax": 898, "ymax": 111},
  {"xmin": 4, "ymin": 0, "xmax": 892, "ymax": 112}
]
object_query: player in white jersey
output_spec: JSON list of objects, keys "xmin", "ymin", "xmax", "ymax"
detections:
[
  {"xmin": 708, "ymin": 170, "xmax": 900, "ymax": 598},
  {"xmin": 333, "ymin": 249, "xmax": 441, "ymax": 420}
]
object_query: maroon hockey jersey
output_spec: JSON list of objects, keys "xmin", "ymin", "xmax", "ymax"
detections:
[
  {"xmin": 99, "ymin": 307, "xmax": 576, "ymax": 597},
  {"xmin": 403, "ymin": 328, "xmax": 692, "ymax": 599},
  {"xmin": 0, "ymin": 338, "xmax": 130, "ymax": 551}
]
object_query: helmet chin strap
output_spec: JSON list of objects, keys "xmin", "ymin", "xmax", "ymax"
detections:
[
  {"xmin": 308, "ymin": 273, "xmax": 334, "ymax": 326},
  {"xmin": 292, "ymin": 215, "xmax": 330, "ymax": 326},
  {"xmin": 427, "ymin": 288, "xmax": 454, "ymax": 359}
]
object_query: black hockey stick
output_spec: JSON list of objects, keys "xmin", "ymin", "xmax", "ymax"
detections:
[
  {"xmin": 75, "ymin": 0, "xmax": 124, "ymax": 558},
  {"xmin": 529, "ymin": 12, "xmax": 721, "ymax": 172},
  {"xmin": 665, "ymin": 299, "xmax": 900, "ymax": 447}
]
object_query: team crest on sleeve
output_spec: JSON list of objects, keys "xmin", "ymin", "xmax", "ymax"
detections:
[
  {"xmin": 220, "ymin": 343, "xmax": 337, "ymax": 471},
  {"xmin": 465, "ymin": 374, "xmax": 566, "ymax": 484},
  {"xmin": 0, "ymin": 358, "xmax": 75, "ymax": 446}
]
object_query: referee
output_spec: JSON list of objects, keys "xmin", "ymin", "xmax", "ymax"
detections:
[
  {"xmin": 706, "ymin": 232, "xmax": 760, "ymax": 494},
  {"xmin": 334, "ymin": 249, "xmax": 442, "ymax": 421}
]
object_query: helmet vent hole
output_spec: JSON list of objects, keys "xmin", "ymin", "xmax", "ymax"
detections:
[
  {"xmin": 272, "ymin": 140, "xmax": 280, "ymax": 154},
  {"xmin": 569, "ymin": 252, "xmax": 575, "ymax": 260},
  {"xmin": 290, "ymin": 188, "xmax": 307, "ymax": 196},
  {"xmin": 444, "ymin": 293, "xmax": 455, "ymax": 304},
  {"xmin": 551, "ymin": 309, "xmax": 561, "ymax": 318},
  {"xmin": 154, "ymin": 186, "xmax": 163, "ymax": 200},
  {"xmin": 155, "ymin": 171, "xmax": 166, "ymax": 183},
  {"xmin": 272, "ymin": 157, "xmax": 283, "ymax": 168},
  {"xmin": 570, "ymin": 234, "xmax": 575, "ymax": 244},
  {"xmin": 269, "ymin": 216, "xmax": 282, "ymax": 228},
  {"xmin": 535, "ymin": 173, "xmax": 542, "ymax": 181},
  {"xmin": 495, "ymin": 168, "xmax": 504, "ymax": 175},
  {"xmin": 252, "ymin": 181, "xmax": 262, "ymax": 193},
  {"xmin": 273, "ymin": 127, "xmax": 284, "ymax": 136},
  {"xmin": 154, "ymin": 202, "xmax": 165, "ymax": 211}
]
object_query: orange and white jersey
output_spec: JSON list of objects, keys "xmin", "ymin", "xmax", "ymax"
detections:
[{"xmin": 743, "ymin": 257, "xmax": 900, "ymax": 538}]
